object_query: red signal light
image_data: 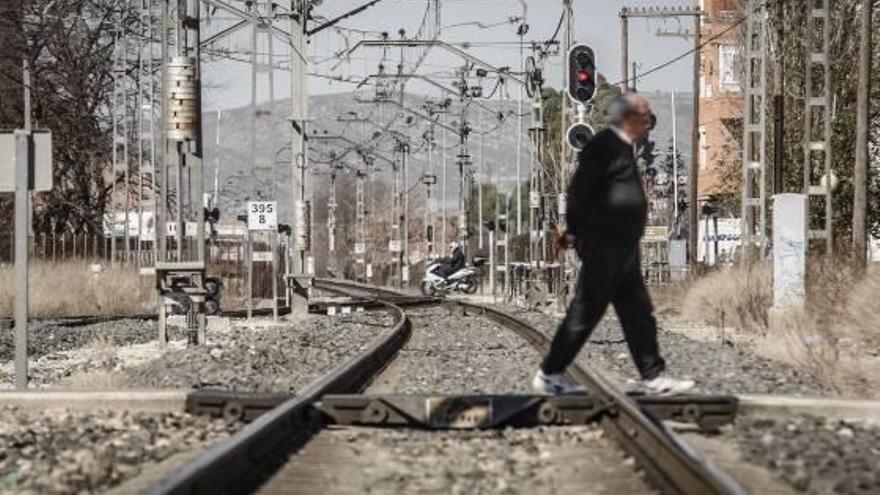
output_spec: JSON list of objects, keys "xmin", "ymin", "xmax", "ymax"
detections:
[{"xmin": 576, "ymin": 70, "xmax": 590, "ymax": 83}]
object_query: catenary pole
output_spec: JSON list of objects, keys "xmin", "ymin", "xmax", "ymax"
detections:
[{"xmin": 853, "ymin": 0, "xmax": 872, "ymax": 270}]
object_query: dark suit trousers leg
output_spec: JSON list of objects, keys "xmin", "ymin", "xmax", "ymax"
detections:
[
  {"xmin": 611, "ymin": 252, "xmax": 666, "ymax": 380},
  {"xmin": 541, "ymin": 238, "xmax": 623, "ymax": 375}
]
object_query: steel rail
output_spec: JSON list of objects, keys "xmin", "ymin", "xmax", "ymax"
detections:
[
  {"xmin": 145, "ymin": 297, "xmax": 412, "ymax": 495},
  {"xmin": 311, "ymin": 282, "xmax": 748, "ymax": 494},
  {"xmin": 455, "ymin": 302, "xmax": 750, "ymax": 495}
]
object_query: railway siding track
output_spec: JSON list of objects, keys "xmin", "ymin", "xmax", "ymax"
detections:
[{"xmin": 143, "ymin": 280, "xmax": 749, "ymax": 495}]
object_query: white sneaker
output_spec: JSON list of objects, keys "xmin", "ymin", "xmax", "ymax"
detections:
[
  {"xmin": 643, "ymin": 375, "xmax": 695, "ymax": 396},
  {"xmin": 532, "ymin": 370, "xmax": 588, "ymax": 395}
]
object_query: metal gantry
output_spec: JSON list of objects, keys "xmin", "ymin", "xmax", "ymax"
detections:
[
  {"xmin": 155, "ymin": 0, "xmax": 208, "ymax": 344},
  {"xmin": 740, "ymin": 0, "xmax": 768, "ymax": 262},
  {"xmin": 111, "ymin": 15, "xmax": 129, "ymax": 264},
  {"xmin": 803, "ymin": 0, "xmax": 834, "ymax": 254}
]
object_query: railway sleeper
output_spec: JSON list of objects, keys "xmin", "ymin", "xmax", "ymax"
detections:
[{"xmin": 186, "ymin": 390, "xmax": 738, "ymax": 431}]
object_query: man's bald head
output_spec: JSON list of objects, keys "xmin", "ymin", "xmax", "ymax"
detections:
[{"xmin": 608, "ymin": 92, "xmax": 653, "ymax": 141}]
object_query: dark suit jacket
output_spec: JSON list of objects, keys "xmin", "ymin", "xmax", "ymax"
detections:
[{"xmin": 566, "ymin": 128, "xmax": 648, "ymax": 253}]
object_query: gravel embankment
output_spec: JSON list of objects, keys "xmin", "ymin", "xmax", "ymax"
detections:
[
  {"xmin": 365, "ymin": 306, "xmax": 540, "ymax": 394},
  {"xmin": 1, "ymin": 312, "xmax": 391, "ymax": 392},
  {"xmin": 0, "ymin": 406, "xmax": 239, "ymax": 495},
  {"xmin": 125, "ymin": 313, "xmax": 390, "ymax": 393},
  {"xmin": 0, "ymin": 319, "xmax": 161, "ymax": 362},
  {"xmin": 260, "ymin": 426, "xmax": 655, "ymax": 495},
  {"xmin": 511, "ymin": 309, "xmax": 827, "ymax": 396},
  {"xmin": 725, "ymin": 416, "xmax": 880, "ymax": 495}
]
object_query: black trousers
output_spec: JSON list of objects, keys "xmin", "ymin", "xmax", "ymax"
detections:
[{"xmin": 541, "ymin": 235, "xmax": 666, "ymax": 380}]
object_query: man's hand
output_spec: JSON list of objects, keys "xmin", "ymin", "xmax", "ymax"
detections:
[{"xmin": 554, "ymin": 230, "xmax": 576, "ymax": 252}]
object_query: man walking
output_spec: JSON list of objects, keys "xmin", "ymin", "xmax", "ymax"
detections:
[{"xmin": 533, "ymin": 93, "xmax": 694, "ymax": 395}]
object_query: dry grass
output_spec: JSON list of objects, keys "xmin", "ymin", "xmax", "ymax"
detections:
[
  {"xmin": 672, "ymin": 261, "xmax": 880, "ymax": 396},
  {"xmin": 680, "ymin": 263, "xmax": 772, "ymax": 333},
  {"xmin": 843, "ymin": 267, "xmax": 880, "ymax": 349},
  {"xmin": 0, "ymin": 262, "xmax": 153, "ymax": 319}
]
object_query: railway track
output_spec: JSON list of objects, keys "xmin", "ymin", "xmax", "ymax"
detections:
[{"xmin": 140, "ymin": 279, "xmax": 747, "ymax": 495}]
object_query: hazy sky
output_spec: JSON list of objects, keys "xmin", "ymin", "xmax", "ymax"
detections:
[{"xmin": 201, "ymin": 0, "xmax": 697, "ymax": 110}]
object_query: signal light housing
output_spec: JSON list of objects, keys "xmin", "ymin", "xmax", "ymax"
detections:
[{"xmin": 568, "ymin": 44, "xmax": 597, "ymax": 105}]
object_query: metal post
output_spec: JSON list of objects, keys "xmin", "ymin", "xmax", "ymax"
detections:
[
  {"xmin": 478, "ymin": 107, "xmax": 484, "ymax": 250},
  {"xmin": 620, "ymin": 8, "xmax": 629, "ymax": 91},
  {"xmin": 688, "ymin": 12, "xmax": 701, "ymax": 268},
  {"xmin": 803, "ymin": 0, "xmax": 833, "ymax": 255},
  {"xmin": 853, "ymin": 0, "xmax": 872, "ymax": 270},
  {"xmin": 247, "ymin": 231, "xmax": 253, "ymax": 319},
  {"xmin": 158, "ymin": 0, "xmax": 169, "ymax": 264},
  {"xmin": 516, "ymin": 18, "xmax": 524, "ymax": 238},
  {"xmin": 672, "ymin": 90, "xmax": 679, "ymax": 225},
  {"xmin": 741, "ymin": 0, "xmax": 768, "ymax": 262},
  {"xmin": 13, "ymin": 129, "xmax": 29, "ymax": 389},
  {"xmin": 272, "ymin": 232, "xmax": 279, "ymax": 320},
  {"xmin": 290, "ymin": 0, "xmax": 310, "ymax": 315},
  {"xmin": 772, "ymin": 0, "xmax": 785, "ymax": 194},
  {"xmin": 441, "ymin": 113, "xmax": 448, "ymax": 247},
  {"xmin": 403, "ymin": 144, "xmax": 410, "ymax": 287}
]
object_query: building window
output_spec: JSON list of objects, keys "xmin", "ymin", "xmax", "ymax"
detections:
[{"xmin": 718, "ymin": 44, "xmax": 740, "ymax": 92}]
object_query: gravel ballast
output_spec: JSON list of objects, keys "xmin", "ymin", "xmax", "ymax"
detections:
[
  {"xmin": 725, "ymin": 416, "xmax": 880, "ymax": 495},
  {"xmin": 512, "ymin": 309, "xmax": 827, "ymax": 396},
  {"xmin": 1, "ymin": 312, "xmax": 391, "ymax": 392},
  {"xmin": 365, "ymin": 306, "xmax": 541, "ymax": 394},
  {"xmin": 124, "ymin": 312, "xmax": 391, "ymax": 393},
  {"xmin": 0, "ymin": 406, "xmax": 239, "ymax": 495},
  {"xmin": 260, "ymin": 426, "xmax": 655, "ymax": 495},
  {"xmin": 0, "ymin": 319, "xmax": 159, "ymax": 363}
]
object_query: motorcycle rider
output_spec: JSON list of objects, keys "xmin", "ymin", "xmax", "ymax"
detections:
[{"xmin": 436, "ymin": 242, "xmax": 465, "ymax": 280}]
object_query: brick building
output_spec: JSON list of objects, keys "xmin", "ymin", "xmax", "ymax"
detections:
[{"xmin": 695, "ymin": 0, "xmax": 743, "ymax": 200}]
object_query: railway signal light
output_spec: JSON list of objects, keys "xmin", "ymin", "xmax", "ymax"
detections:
[
  {"xmin": 566, "ymin": 122, "xmax": 595, "ymax": 152},
  {"xmin": 568, "ymin": 44, "xmax": 597, "ymax": 105},
  {"xmin": 204, "ymin": 207, "xmax": 220, "ymax": 224},
  {"xmin": 204, "ymin": 277, "xmax": 222, "ymax": 316}
]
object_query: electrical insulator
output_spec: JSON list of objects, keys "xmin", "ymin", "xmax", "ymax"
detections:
[
  {"xmin": 294, "ymin": 200, "xmax": 311, "ymax": 250},
  {"xmin": 166, "ymin": 56, "xmax": 198, "ymax": 141}
]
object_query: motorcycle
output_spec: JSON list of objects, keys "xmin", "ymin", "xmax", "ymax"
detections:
[{"xmin": 421, "ymin": 260, "xmax": 481, "ymax": 296}]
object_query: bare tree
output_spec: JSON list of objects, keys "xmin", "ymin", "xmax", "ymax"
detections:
[{"xmin": 0, "ymin": 0, "xmax": 141, "ymax": 234}]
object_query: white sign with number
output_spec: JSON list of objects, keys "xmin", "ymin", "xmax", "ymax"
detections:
[{"xmin": 247, "ymin": 201, "xmax": 277, "ymax": 231}]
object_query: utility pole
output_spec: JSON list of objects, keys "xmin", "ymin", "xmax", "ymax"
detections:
[
  {"xmin": 155, "ymin": 0, "xmax": 207, "ymax": 344},
  {"xmin": 441, "ymin": 112, "xmax": 448, "ymax": 247},
  {"xmin": 290, "ymin": 0, "xmax": 311, "ymax": 314},
  {"xmin": 741, "ymin": 0, "xmax": 768, "ymax": 262},
  {"xmin": 803, "ymin": 0, "xmax": 834, "ymax": 255},
  {"xmin": 853, "ymin": 0, "xmax": 872, "ymax": 270},
  {"xmin": 672, "ymin": 90, "xmax": 679, "ymax": 226},
  {"xmin": 689, "ymin": 10, "xmax": 701, "ymax": 269},
  {"xmin": 14, "ymin": 59, "xmax": 32, "ymax": 389},
  {"xmin": 620, "ymin": 7, "xmax": 629, "ymax": 91},
  {"xmin": 618, "ymin": 6, "xmax": 702, "ymax": 266},
  {"xmin": 772, "ymin": 0, "xmax": 785, "ymax": 194},
  {"xmin": 515, "ymin": 4, "xmax": 527, "ymax": 238}
]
